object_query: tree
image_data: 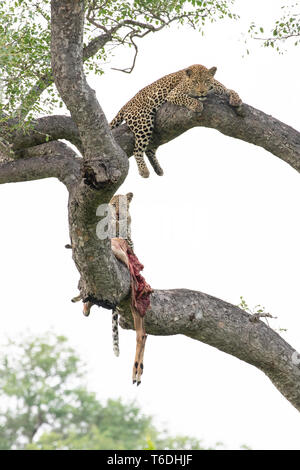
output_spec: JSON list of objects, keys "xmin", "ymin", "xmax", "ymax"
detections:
[
  {"xmin": 0, "ymin": 332, "xmax": 209, "ymax": 450},
  {"xmin": 0, "ymin": 0, "xmax": 299, "ymax": 414}
]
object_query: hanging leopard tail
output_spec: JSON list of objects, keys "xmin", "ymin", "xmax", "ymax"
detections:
[
  {"xmin": 112, "ymin": 307, "xmax": 120, "ymax": 357},
  {"xmin": 110, "ymin": 108, "xmax": 124, "ymax": 129}
]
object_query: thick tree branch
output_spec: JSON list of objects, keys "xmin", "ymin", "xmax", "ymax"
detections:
[
  {"xmin": 154, "ymin": 95, "xmax": 300, "ymax": 173},
  {"xmin": 51, "ymin": 0, "xmax": 130, "ymax": 307},
  {"xmin": 118, "ymin": 289, "xmax": 300, "ymax": 412},
  {"xmin": 6, "ymin": 94, "xmax": 299, "ymax": 174},
  {"xmin": 112, "ymin": 94, "xmax": 300, "ymax": 174},
  {"xmin": 51, "ymin": 0, "xmax": 126, "ymax": 170},
  {"xmin": 83, "ymin": 32, "xmax": 112, "ymax": 58},
  {"xmin": 0, "ymin": 141, "xmax": 80, "ymax": 188},
  {"xmin": 1, "ymin": 115, "xmax": 82, "ymax": 154}
]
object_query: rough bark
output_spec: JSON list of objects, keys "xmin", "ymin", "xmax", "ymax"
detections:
[
  {"xmin": 110, "ymin": 94, "xmax": 300, "ymax": 174},
  {"xmin": 3, "ymin": 93, "xmax": 299, "ymax": 175},
  {"xmin": 118, "ymin": 290, "xmax": 300, "ymax": 412},
  {"xmin": 51, "ymin": 0, "xmax": 130, "ymax": 306},
  {"xmin": 10, "ymin": 115, "xmax": 83, "ymax": 154},
  {"xmin": 0, "ymin": 0, "xmax": 299, "ymax": 412},
  {"xmin": 0, "ymin": 141, "xmax": 80, "ymax": 188}
]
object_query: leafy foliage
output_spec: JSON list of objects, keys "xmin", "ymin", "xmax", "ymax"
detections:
[
  {"xmin": 238, "ymin": 296, "xmax": 267, "ymax": 316},
  {"xmin": 248, "ymin": 2, "xmax": 300, "ymax": 52},
  {"xmin": 0, "ymin": 332, "xmax": 210, "ymax": 450},
  {"xmin": 0, "ymin": 0, "xmax": 237, "ymax": 119},
  {"xmin": 0, "ymin": 1, "xmax": 53, "ymax": 118},
  {"xmin": 238, "ymin": 296, "xmax": 287, "ymax": 333},
  {"xmin": 0, "ymin": 332, "xmax": 85, "ymax": 449}
]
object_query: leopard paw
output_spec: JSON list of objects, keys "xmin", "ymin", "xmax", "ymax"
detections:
[
  {"xmin": 229, "ymin": 90, "xmax": 242, "ymax": 108},
  {"xmin": 138, "ymin": 166, "xmax": 150, "ymax": 178},
  {"xmin": 233, "ymin": 104, "xmax": 245, "ymax": 117},
  {"xmin": 155, "ymin": 167, "xmax": 164, "ymax": 176},
  {"xmin": 191, "ymin": 101, "xmax": 204, "ymax": 114}
]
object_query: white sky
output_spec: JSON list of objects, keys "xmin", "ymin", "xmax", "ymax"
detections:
[{"xmin": 0, "ymin": 0, "xmax": 300, "ymax": 450}]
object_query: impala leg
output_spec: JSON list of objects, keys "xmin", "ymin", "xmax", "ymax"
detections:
[
  {"xmin": 132, "ymin": 311, "xmax": 147, "ymax": 385},
  {"xmin": 71, "ymin": 295, "xmax": 93, "ymax": 317},
  {"xmin": 136, "ymin": 324, "xmax": 147, "ymax": 386},
  {"xmin": 83, "ymin": 301, "xmax": 93, "ymax": 316}
]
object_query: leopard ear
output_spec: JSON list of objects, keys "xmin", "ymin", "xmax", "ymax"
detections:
[
  {"xmin": 126, "ymin": 192, "xmax": 133, "ymax": 202},
  {"xmin": 208, "ymin": 66, "xmax": 217, "ymax": 76},
  {"xmin": 185, "ymin": 68, "xmax": 193, "ymax": 77}
]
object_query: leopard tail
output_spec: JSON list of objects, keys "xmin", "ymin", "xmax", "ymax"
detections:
[
  {"xmin": 112, "ymin": 308, "xmax": 120, "ymax": 357},
  {"xmin": 110, "ymin": 109, "xmax": 124, "ymax": 129}
]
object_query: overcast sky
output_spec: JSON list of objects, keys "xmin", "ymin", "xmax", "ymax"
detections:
[{"xmin": 0, "ymin": 0, "xmax": 299, "ymax": 450}]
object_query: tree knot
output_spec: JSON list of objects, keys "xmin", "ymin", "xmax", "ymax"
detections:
[{"xmin": 81, "ymin": 159, "xmax": 121, "ymax": 189}]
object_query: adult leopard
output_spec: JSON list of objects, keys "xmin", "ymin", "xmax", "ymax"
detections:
[{"xmin": 110, "ymin": 64, "xmax": 243, "ymax": 178}]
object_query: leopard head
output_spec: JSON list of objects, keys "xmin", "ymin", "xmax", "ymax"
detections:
[{"xmin": 185, "ymin": 64, "xmax": 217, "ymax": 100}]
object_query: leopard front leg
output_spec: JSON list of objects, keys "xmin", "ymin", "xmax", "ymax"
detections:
[
  {"xmin": 227, "ymin": 89, "xmax": 242, "ymax": 107},
  {"xmin": 227, "ymin": 89, "xmax": 244, "ymax": 116},
  {"xmin": 213, "ymin": 79, "xmax": 244, "ymax": 116},
  {"xmin": 166, "ymin": 89, "xmax": 204, "ymax": 113}
]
